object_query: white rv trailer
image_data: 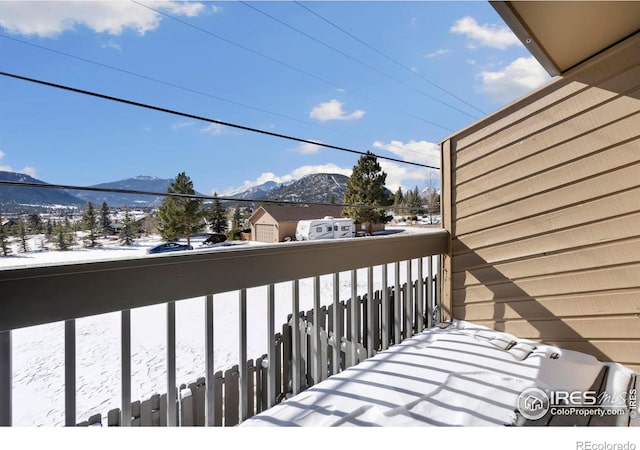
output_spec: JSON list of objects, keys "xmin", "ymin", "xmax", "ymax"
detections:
[{"xmin": 295, "ymin": 216, "xmax": 355, "ymax": 241}]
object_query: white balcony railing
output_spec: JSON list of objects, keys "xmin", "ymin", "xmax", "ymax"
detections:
[{"xmin": 0, "ymin": 229, "xmax": 448, "ymax": 426}]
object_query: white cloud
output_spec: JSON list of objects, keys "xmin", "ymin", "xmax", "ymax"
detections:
[
  {"xmin": 450, "ymin": 16, "xmax": 521, "ymax": 50},
  {"xmin": 373, "ymin": 140, "xmax": 440, "ymax": 167},
  {"xmin": 0, "ymin": 1, "xmax": 205, "ymax": 38},
  {"xmin": 211, "ymin": 5, "xmax": 223, "ymax": 14},
  {"xmin": 201, "ymin": 123, "xmax": 227, "ymax": 136},
  {"xmin": 171, "ymin": 121, "xmax": 196, "ymax": 130},
  {"xmin": 296, "ymin": 141, "xmax": 323, "ymax": 155},
  {"xmin": 309, "ymin": 100, "xmax": 365, "ymax": 122},
  {"xmin": 424, "ymin": 49, "xmax": 450, "ymax": 58},
  {"xmin": 0, "ymin": 150, "xmax": 37, "ymax": 177},
  {"xmin": 378, "ymin": 160, "xmax": 437, "ymax": 194},
  {"xmin": 480, "ymin": 56, "xmax": 550, "ymax": 102}
]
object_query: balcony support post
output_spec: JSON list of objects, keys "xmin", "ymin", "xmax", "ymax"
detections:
[
  {"xmin": 312, "ymin": 276, "xmax": 321, "ymax": 385},
  {"xmin": 349, "ymin": 269, "xmax": 359, "ymax": 366},
  {"xmin": 291, "ymin": 280, "xmax": 301, "ymax": 395},
  {"xmin": 167, "ymin": 301, "xmax": 177, "ymax": 426},
  {"xmin": 239, "ymin": 289, "xmax": 248, "ymax": 422},
  {"xmin": 64, "ymin": 319, "xmax": 76, "ymax": 427},
  {"xmin": 381, "ymin": 265, "xmax": 389, "ymax": 350},
  {"xmin": 267, "ymin": 285, "xmax": 277, "ymax": 407},
  {"xmin": 367, "ymin": 266, "xmax": 374, "ymax": 358},
  {"xmin": 417, "ymin": 258, "xmax": 424, "ymax": 333},
  {"xmin": 0, "ymin": 331, "xmax": 11, "ymax": 426},
  {"xmin": 394, "ymin": 262, "xmax": 401, "ymax": 344},
  {"xmin": 205, "ymin": 294, "xmax": 216, "ymax": 426},
  {"xmin": 331, "ymin": 273, "xmax": 341, "ymax": 374},
  {"xmin": 121, "ymin": 309, "xmax": 131, "ymax": 426},
  {"xmin": 405, "ymin": 260, "xmax": 413, "ymax": 339}
]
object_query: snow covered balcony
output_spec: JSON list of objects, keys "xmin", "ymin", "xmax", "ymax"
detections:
[{"xmin": 0, "ymin": 229, "xmax": 447, "ymax": 426}]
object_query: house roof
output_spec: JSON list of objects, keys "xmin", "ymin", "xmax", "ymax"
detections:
[
  {"xmin": 249, "ymin": 204, "xmax": 344, "ymax": 224},
  {"xmin": 491, "ymin": 1, "xmax": 640, "ymax": 76}
]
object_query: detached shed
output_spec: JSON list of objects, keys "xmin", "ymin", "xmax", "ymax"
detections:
[{"xmin": 249, "ymin": 204, "xmax": 344, "ymax": 243}]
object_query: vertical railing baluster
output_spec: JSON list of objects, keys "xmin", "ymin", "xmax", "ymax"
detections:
[
  {"xmin": 427, "ymin": 256, "xmax": 434, "ymax": 329},
  {"xmin": 0, "ymin": 331, "xmax": 11, "ymax": 426},
  {"xmin": 436, "ymin": 255, "xmax": 441, "ymax": 324},
  {"xmin": 205, "ymin": 294, "xmax": 215, "ymax": 426},
  {"xmin": 121, "ymin": 310, "xmax": 131, "ymax": 427},
  {"xmin": 417, "ymin": 258, "xmax": 424, "ymax": 333},
  {"xmin": 349, "ymin": 269, "xmax": 359, "ymax": 366},
  {"xmin": 394, "ymin": 262, "xmax": 401, "ymax": 344},
  {"xmin": 291, "ymin": 280, "xmax": 301, "ymax": 395},
  {"xmin": 366, "ymin": 266, "xmax": 374, "ymax": 358},
  {"xmin": 381, "ymin": 265, "xmax": 389, "ymax": 350},
  {"xmin": 65, "ymin": 319, "xmax": 76, "ymax": 427},
  {"xmin": 405, "ymin": 260, "xmax": 413, "ymax": 339},
  {"xmin": 239, "ymin": 289, "xmax": 248, "ymax": 422},
  {"xmin": 267, "ymin": 285, "xmax": 276, "ymax": 407},
  {"xmin": 312, "ymin": 276, "xmax": 321, "ymax": 384},
  {"xmin": 167, "ymin": 302, "xmax": 177, "ymax": 426},
  {"xmin": 331, "ymin": 273, "xmax": 341, "ymax": 374}
]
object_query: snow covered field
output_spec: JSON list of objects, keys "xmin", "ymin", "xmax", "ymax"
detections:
[{"xmin": 2, "ymin": 228, "xmax": 436, "ymax": 426}]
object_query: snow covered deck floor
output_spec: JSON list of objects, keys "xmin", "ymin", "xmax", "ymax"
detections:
[{"xmin": 242, "ymin": 321, "xmax": 639, "ymax": 427}]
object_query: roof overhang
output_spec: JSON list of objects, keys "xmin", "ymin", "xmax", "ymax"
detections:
[{"xmin": 491, "ymin": 1, "xmax": 640, "ymax": 76}]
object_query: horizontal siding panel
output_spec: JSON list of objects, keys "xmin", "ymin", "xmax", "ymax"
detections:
[
  {"xmin": 454, "ymin": 35, "xmax": 640, "ymax": 150},
  {"xmin": 457, "ymin": 82, "xmax": 638, "ymax": 169},
  {"xmin": 456, "ymin": 162, "xmax": 640, "ymax": 234},
  {"xmin": 453, "ymin": 291, "xmax": 640, "ymax": 321},
  {"xmin": 454, "ymin": 188, "xmax": 640, "ymax": 245},
  {"xmin": 456, "ymin": 121, "xmax": 640, "ymax": 204},
  {"xmin": 470, "ymin": 317, "xmax": 640, "ymax": 340},
  {"xmin": 453, "ymin": 210, "xmax": 640, "ymax": 260},
  {"xmin": 452, "ymin": 238, "xmax": 640, "ymax": 284},
  {"xmin": 454, "ymin": 263, "xmax": 640, "ymax": 304},
  {"xmin": 456, "ymin": 91, "xmax": 640, "ymax": 185}
]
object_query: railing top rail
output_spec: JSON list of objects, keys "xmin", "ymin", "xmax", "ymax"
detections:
[{"xmin": 0, "ymin": 229, "xmax": 448, "ymax": 332}]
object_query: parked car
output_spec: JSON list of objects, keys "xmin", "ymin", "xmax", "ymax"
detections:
[
  {"xmin": 147, "ymin": 242, "xmax": 194, "ymax": 254},
  {"xmin": 201, "ymin": 233, "xmax": 227, "ymax": 246}
]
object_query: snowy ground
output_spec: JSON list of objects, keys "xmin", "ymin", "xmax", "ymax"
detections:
[
  {"xmin": 242, "ymin": 320, "xmax": 638, "ymax": 427},
  {"xmin": 2, "ymin": 227, "xmax": 439, "ymax": 426}
]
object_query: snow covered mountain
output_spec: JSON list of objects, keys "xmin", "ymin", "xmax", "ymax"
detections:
[
  {"xmin": 67, "ymin": 175, "xmax": 175, "ymax": 207},
  {"xmin": 0, "ymin": 171, "xmax": 84, "ymax": 212}
]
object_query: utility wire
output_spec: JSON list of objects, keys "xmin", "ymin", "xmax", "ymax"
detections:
[
  {"xmin": 132, "ymin": 0, "xmax": 455, "ymax": 133},
  {"xmin": 294, "ymin": 1, "xmax": 486, "ymax": 116},
  {"xmin": 0, "ymin": 70, "xmax": 440, "ymax": 170},
  {"xmin": 0, "ymin": 180, "xmax": 428, "ymax": 211},
  {"xmin": 241, "ymin": 1, "xmax": 480, "ymax": 120}
]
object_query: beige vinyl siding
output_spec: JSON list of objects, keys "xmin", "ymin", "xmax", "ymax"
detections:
[{"xmin": 441, "ymin": 33, "xmax": 640, "ymax": 370}]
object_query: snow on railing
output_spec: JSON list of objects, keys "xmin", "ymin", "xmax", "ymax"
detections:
[{"xmin": 0, "ymin": 230, "xmax": 448, "ymax": 426}]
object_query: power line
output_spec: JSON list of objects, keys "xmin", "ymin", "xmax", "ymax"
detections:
[
  {"xmin": 294, "ymin": 1, "xmax": 486, "ymax": 116},
  {"xmin": 0, "ymin": 33, "xmax": 331, "ymax": 133},
  {"xmin": 0, "ymin": 70, "xmax": 440, "ymax": 170},
  {"xmin": 240, "ymin": 1, "xmax": 480, "ymax": 120},
  {"xmin": 132, "ymin": 0, "xmax": 456, "ymax": 133}
]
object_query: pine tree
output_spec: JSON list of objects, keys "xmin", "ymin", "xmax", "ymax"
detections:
[
  {"xmin": 45, "ymin": 219, "xmax": 54, "ymax": 241},
  {"xmin": 393, "ymin": 186, "xmax": 404, "ymax": 215},
  {"xmin": 28, "ymin": 214, "xmax": 43, "ymax": 234},
  {"xmin": 157, "ymin": 172, "xmax": 202, "ymax": 245},
  {"xmin": 207, "ymin": 193, "xmax": 228, "ymax": 234},
  {"xmin": 99, "ymin": 201, "xmax": 112, "ymax": 235},
  {"xmin": 17, "ymin": 218, "xmax": 28, "ymax": 253},
  {"xmin": 119, "ymin": 206, "xmax": 137, "ymax": 246},
  {"xmin": 342, "ymin": 151, "xmax": 391, "ymax": 235},
  {"xmin": 53, "ymin": 222, "xmax": 73, "ymax": 251},
  {"xmin": 82, "ymin": 201, "xmax": 100, "ymax": 248},
  {"xmin": 0, "ymin": 216, "xmax": 11, "ymax": 257}
]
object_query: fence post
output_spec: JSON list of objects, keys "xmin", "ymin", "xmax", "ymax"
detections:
[
  {"xmin": 332, "ymin": 272, "xmax": 341, "ymax": 374},
  {"xmin": 121, "ymin": 309, "xmax": 131, "ymax": 427},
  {"xmin": 0, "ymin": 331, "xmax": 10, "ymax": 426},
  {"xmin": 166, "ymin": 302, "xmax": 177, "ymax": 426},
  {"xmin": 65, "ymin": 319, "xmax": 76, "ymax": 426}
]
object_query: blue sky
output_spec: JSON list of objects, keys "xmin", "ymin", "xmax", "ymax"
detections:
[{"xmin": 0, "ymin": 1, "xmax": 551, "ymax": 196}]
